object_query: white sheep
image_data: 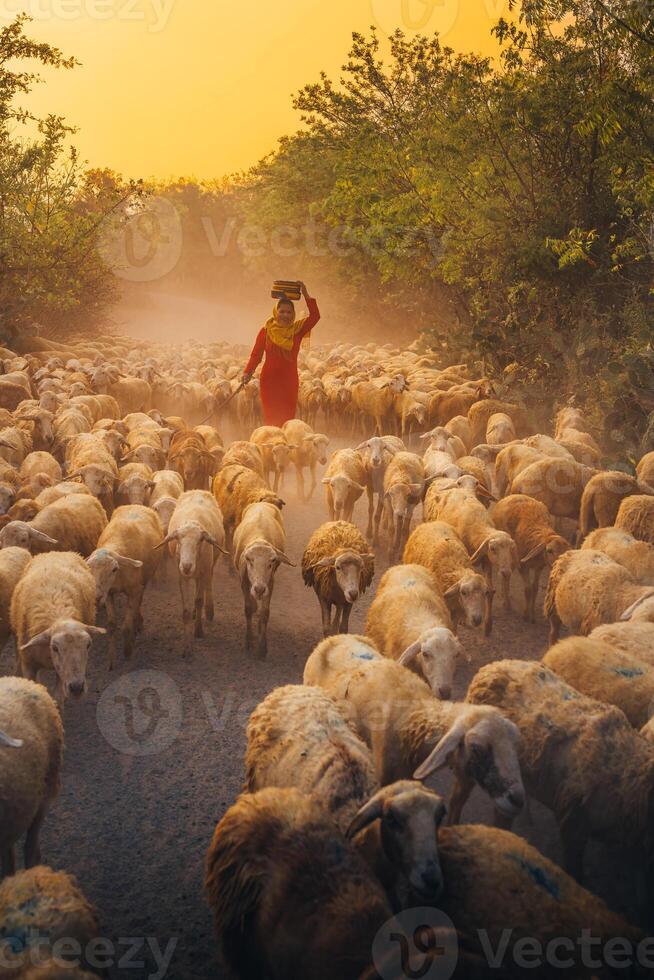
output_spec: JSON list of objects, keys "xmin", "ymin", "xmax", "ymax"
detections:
[
  {"xmin": 366, "ymin": 564, "xmax": 469, "ymax": 698},
  {"xmin": 10, "ymin": 552, "xmax": 105, "ymax": 707},
  {"xmin": 304, "ymin": 634, "xmax": 524, "ymax": 825},
  {"xmin": 245, "ymin": 684, "xmax": 447, "ymax": 910},
  {"xmin": 302, "ymin": 521, "xmax": 375, "ymax": 636},
  {"xmin": 232, "ymin": 501, "xmax": 294, "ymax": 659},
  {"xmin": 0, "ymin": 677, "xmax": 63, "ymax": 877},
  {"xmin": 86, "ymin": 505, "xmax": 163, "ymax": 668},
  {"xmin": 322, "ymin": 449, "xmax": 366, "ymax": 522},
  {"xmin": 156, "ymin": 490, "xmax": 227, "ymax": 657}
]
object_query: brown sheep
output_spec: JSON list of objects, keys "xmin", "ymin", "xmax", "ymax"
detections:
[
  {"xmin": 615, "ymin": 494, "xmax": 654, "ymax": 544},
  {"xmin": 205, "ymin": 787, "xmax": 392, "ymax": 980},
  {"xmin": 543, "ymin": 635, "xmax": 654, "ymax": 729},
  {"xmin": 491, "ymin": 494, "xmax": 570, "ymax": 622},
  {"xmin": 578, "ymin": 471, "xmax": 654, "ymax": 542},
  {"xmin": 404, "ymin": 521, "xmax": 491, "ymax": 634},
  {"xmin": 212, "ymin": 464, "xmax": 285, "ymax": 550},
  {"xmin": 0, "ymin": 678, "xmax": 63, "ymax": 877},
  {"xmin": 302, "ymin": 521, "xmax": 374, "ymax": 636}
]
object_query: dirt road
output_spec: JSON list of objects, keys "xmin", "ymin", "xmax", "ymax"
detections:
[{"xmin": 0, "ymin": 450, "xmax": 638, "ymax": 979}]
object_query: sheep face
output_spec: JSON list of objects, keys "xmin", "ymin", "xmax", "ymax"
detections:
[
  {"xmin": 545, "ymin": 537, "xmax": 570, "ymax": 567},
  {"xmin": 444, "ymin": 573, "xmax": 489, "ymax": 628},
  {"xmin": 99, "ymin": 429, "xmax": 126, "ymax": 460},
  {"xmin": 152, "ymin": 497, "xmax": 177, "ymax": 534},
  {"xmin": 117, "ymin": 474, "xmax": 154, "ymax": 505},
  {"xmin": 0, "ymin": 521, "xmax": 57, "ymax": 552},
  {"xmin": 242, "ymin": 542, "xmax": 291, "ymax": 600},
  {"xmin": 39, "ymin": 391, "xmax": 59, "ymax": 413},
  {"xmin": 168, "ymin": 521, "xmax": 218, "ymax": 578},
  {"xmin": 399, "ymin": 627, "xmax": 466, "ymax": 701},
  {"xmin": 0, "ymin": 484, "xmax": 15, "ymax": 515},
  {"xmin": 328, "ymin": 551, "xmax": 368, "ymax": 605},
  {"xmin": 21, "ymin": 619, "xmax": 105, "ymax": 699},
  {"xmin": 415, "ymin": 709, "xmax": 525, "ymax": 819},
  {"xmin": 385, "ymin": 483, "xmax": 423, "ymax": 521},
  {"xmin": 124, "ymin": 445, "xmax": 162, "ymax": 471},
  {"xmin": 87, "ymin": 548, "xmax": 144, "ymax": 602},
  {"xmin": 357, "ymin": 438, "xmax": 392, "ymax": 470},
  {"xmin": 471, "ymin": 533, "xmax": 518, "ymax": 581},
  {"xmin": 271, "ymin": 444, "xmax": 292, "ymax": 470},
  {"xmin": 311, "ymin": 435, "xmax": 330, "ymax": 466},
  {"xmin": 349, "ymin": 782, "xmax": 447, "ymax": 903},
  {"xmin": 324, "ymin": 476, "xmax": 364, "ymax": 519},
  {"xmin": 71, "ymin": 464, "xmax": 114, "ymax": 500}
]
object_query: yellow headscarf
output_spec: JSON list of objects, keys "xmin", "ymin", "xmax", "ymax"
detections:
[{"xmin": 265, "ymin": 300, "xmax": 306, "ymax": 352}]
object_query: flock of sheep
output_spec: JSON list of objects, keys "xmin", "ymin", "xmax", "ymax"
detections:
[{"xmin": 1, "ymin": 335, "xmax": 654, "ymax": 979}]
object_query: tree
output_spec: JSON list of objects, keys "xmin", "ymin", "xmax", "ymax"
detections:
[{"xmin": 0, "ymin": 15, "xmax": 136, "ymax": 338}]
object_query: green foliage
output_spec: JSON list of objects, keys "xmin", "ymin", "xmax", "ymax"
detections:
[
  {"xmin": 0, "ymin": 15, "xmax": 134, "ymax": 338},
  {"xmin": 232, "ymin": 1, "xmax": 654, "ymax": 450}
]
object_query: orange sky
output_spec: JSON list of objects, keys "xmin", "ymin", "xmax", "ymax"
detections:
[{"xmin": 17, "ymin": 0, "xmax": 506, "ymax": 179}]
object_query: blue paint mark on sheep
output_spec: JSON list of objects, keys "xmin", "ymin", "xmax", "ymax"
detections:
[
  {"xmin": 509, "ymin": 855, "xmax": 560, "ymax": 899},
  {"xmin": 403, "ymin": 579, "xmax": 417, "ymax": 589},
  {"xmin": 350, "ymin": 647, "xmax": 375, "ymax": 660},
  {"xmin": 562, "ymin": 690, "xmax": 579, "ymax": 701},
  {"xmin": 612, "ymin": 667, "xmax": 645, "ymax": 678}
]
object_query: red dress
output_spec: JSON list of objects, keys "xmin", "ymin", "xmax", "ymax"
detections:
[{"xmin": 244, "ymin": 297, "xmax": 320, "ymax": 427}]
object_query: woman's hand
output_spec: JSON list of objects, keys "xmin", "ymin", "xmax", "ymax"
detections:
[{"xmin": 299, "ymin": 280, "xmax": 309, "ymax": 300}]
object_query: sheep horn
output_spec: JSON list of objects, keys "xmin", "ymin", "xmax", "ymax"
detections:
[
  {"xmin": 346, "ymin": 796, "xmax": 384, "ymax": 840},
  {"xmin": 0, "ymin": 730, "xmax": 23, "ymax": 748}
]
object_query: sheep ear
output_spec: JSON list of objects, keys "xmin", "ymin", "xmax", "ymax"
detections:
[
  {"xmin": 321, "ymin": 478, "xmax": 333, "ymax": 486},
  {"xmin": 470, "ymin": 537, "xmax": 491, "ymax": 565},
  {"xmin": 274, "ymin": 549, "xmax": 296, "ymax": 567},
  {"xmin": 414, "ymin": 720, "xmax": 467, "ymax": 780},
  {"xmin": 621, "ymin": 589, "xmax": 654, "ymax": 621},
  {"xmin": 521, "ymin": 542, "xmax": 546, "ymax": 565},
  {"xmin": 346, "ymin": 796, "xmax": 384, "ymax": 839},
  {"xmin": 444, "ymin": 583, "xmax": 460, "ymax": 599},
  {"xmin": 457, "ymin": 639, "xmax": 473, "ymax": 664},
  {"xmin": 84, "ymin": 625, "xmax": 107, "ymax": 637},
  {"xmin": 21, "ymin": 629, "xmax": 53, "ymax": 650},
  {"xmin": 477, "ymin": 485, "xmax": 497, "ymax": 501},
  {"xmin": 354, "ymin": 482, "xmax": 367, "ymax": 493},
  {"xmin": 313, "ymin": 556, "xmax": 335, "ymax": 569},
  {"xmin": 398, "ymin": 641, "xmax": 422, "ymax": 667},
  {"xmin": 116, "ymin": 554, "xmax": 144, "ymax": 569},
  {"xmin": 30, "ymin": 528, "xmax": 59, "ymax": 546},
  {"xmin": 0, "ymin": 730, "xmax": 23, "ymax": 748},
  {"xmin": 354, "ymin": 441, "xmax": 370, "ymax": 451},
  {"xmin": 201, "ymin": 531, "xmax": 229, "ymax": 555},
  {"xmin": 154, "ymin": 530, "xmax": 179, "ymax": 549}
]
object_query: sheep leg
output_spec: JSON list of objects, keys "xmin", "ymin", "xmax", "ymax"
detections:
[
  {"xmin": 194, "ymin": 587, "xmax": 205, "ymax": 638},
  {"xmin": 24, "ymin": 804, "xmax": 46, "ymax": 868},
  {"xmin": 179, "ymin": 576, "xmax": 195, "ymax": 657},
  {"xmin": 366, "ymin": 488, "xmax": 374, "ymax": 541},
  {"xmin": 123, "ymin": 589, "xmax": 143, "ymax": 660},
  {"xmin": 527, "ymin": 566, "xmax": 542, "ymax": 623},
  {"xmin": 273, "ymin": 468, "xmax": 280, "ymax": 492},
  {"xmin": 307, "ymin": 463, "xmax": 317, "ymax": 501},
  {"xmin": 501, "ymin": 571, "xmax": 512, "ymax": 612},
  {"xmin": 483, "ymin": 591, "xmax": 494, "ymax": 637},
  {"xmin": 373, "ymin": 495, "xmax": 385, "ymax": 546},
  {"xmin": 327, "ymin": 488, "xmax": 335, "ymax": 522},
  {"xmin": 447, "ymin": 774, "xmax": 474, "ymax": 825},
  {"xmin": 254, "ymin": 600, "xmax": 270, "ymax": 660},
  {"xmin": 296, "ymin": 466, "xmax": 305, "ymax": 503},
  {"xmin": 319, "ymin": 597, "xmax": 333, "ymax": 637},
  {"xmin": 243, "ymin": 584, "xmax": 255, "ymax": 655},
  {"xmin": 204, "ymin": 574, "xmax": 215, "ymax": 622},
  {"xmin": 339, "ymin": 603, "xmax": 352, "ymax": 635},
  {"xmin": 548, "ymin": 610, "xmax": 561, "ymax": 646},
  {"xmin": 1, "ymin": 845, "xmax": 15, "ymax": 878}
]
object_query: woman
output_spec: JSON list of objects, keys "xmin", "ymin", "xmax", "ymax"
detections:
[{"xmin": 242, "ymin": 281, "xmax": 320, "ymax": 427}]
